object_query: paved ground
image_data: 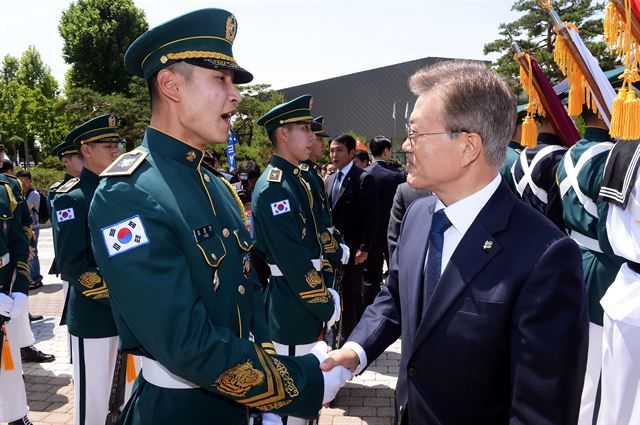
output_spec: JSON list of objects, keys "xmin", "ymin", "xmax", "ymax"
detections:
[{"xmin": 8, "ymin": 227, "xmax": 400, "ymax": 425}]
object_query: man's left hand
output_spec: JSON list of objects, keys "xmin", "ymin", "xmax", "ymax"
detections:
[{"xmin": 354, "ymin": 250, "xmax": 368, "ymax": 265}]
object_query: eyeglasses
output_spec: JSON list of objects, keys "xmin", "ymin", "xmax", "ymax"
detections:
[{"xmin": 405, "ymin": 123, "xmax": 468, "ymax": 146}]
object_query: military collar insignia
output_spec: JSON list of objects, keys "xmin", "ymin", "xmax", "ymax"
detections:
[
  {"xmin": 55, "ymin": 177, "xmax": 80, "ymax": 194},
  {"xmin": 267, "ymin": 168, "xmax": 283, "ymax": 183},
  {"xmin": 186, "ymin": 151, "xmax": 197, "ymax": 162},
  {"xmin": 299, "ymin": 163, "xmax": 309, "ymax": 172},
  {"xmin": 482, "ymin": 240, "xmax": 493, "ymax": 252},
  {"xmin": 101, "ymin": 149, "xmax": 149, "ymax": 177}
]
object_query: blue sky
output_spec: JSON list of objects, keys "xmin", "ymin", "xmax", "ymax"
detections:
[{"xmin": 1, "ymin": 0, "xmax": 520, "ymax": 89}]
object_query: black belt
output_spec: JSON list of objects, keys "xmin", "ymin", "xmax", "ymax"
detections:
[{"xmin": 627, "ymin": 261, "xmax": 640, "ymax": 275}]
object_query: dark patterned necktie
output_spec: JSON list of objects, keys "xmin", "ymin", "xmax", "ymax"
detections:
[{"xmin": 424, "ymin": 209, "xmax": 452, "ymax": 306}]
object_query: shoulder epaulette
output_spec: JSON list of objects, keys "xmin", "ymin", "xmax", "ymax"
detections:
[
  {"xmin": 299, "ymin": 163, "xmax": 309, "ymax": 172},
  {"xmin": 100, "ymin": 149, "xmax": 148, "ymax": 177},
  {"xmin": 56, "ymin": 177, "xmax": 80, "ymax": 194},
  {"xmin": 267, "ymin": 167, "xmax": 283, "ymax": 183},
  {"xmin": 49, "ymin": 180, "xmax": 64, "ymax": 192}
]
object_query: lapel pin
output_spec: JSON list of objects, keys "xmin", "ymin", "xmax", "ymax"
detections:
[{"xmin": 482, "ymin": 240, "xmax": 493, "ymax": 252}]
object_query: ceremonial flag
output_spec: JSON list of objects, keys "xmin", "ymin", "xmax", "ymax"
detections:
[{"xmin": 226, "ymin": 130, "xmax": 238, "ymax": 172}]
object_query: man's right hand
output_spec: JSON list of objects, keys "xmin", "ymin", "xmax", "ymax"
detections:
[
  {"xmin": 310, "ymin": 342, "xmax": 353, "ymax": 404},
  {"xmin": 0, "ymin": 293, "xmax": 13, "ymax": 317},
  {"xmin": 320, "ymin": 348, "xmax": 360, "ymax": 373}
]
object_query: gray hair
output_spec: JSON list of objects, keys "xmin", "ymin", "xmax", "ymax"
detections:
[{"xmin": 409, "ymin": 60, "xmax": 516, "ymax": 168}]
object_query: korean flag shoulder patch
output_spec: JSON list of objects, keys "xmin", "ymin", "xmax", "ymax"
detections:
[
  {"xmin": 56, "ymin": 208, "xmax": 75, "ymax": 223},
  {"xmin": 101, "ymin": 215, "xmax": 150, "ymax": 257},
  {"xmin": 270, "ymin": 199, "xmax": 291, "ymax": 216}
]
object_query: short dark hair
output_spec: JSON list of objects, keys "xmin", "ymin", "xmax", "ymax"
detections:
[
  {"xmin": 332, "ymin": 134, "xmax": 356, "ymax": 152},
  {"xmin": 369, "ymin": 135, "xmax": 392, "ymax": 157},
  {"xmin": 355, "ymin": 150, "xmax": 370, "ymax": 165},
  {"xmin": 238, "ymin": 160, "xmax": 261, "ymax": 180},
  {"xmin": 16, "ymin": 170, "xmax": 31, "ymax": 179},
  {"xmin": 0, "ymin": 159, "xmax": 14, "ymax": 174}
]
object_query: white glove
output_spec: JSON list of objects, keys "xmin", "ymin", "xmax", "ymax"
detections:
[
  {"xmin": 339, "ymin": 243, "xmax": 350, "ymax": 265},
  {"xmin": 310, "ymin": 341, "xmax": 353, "ymax": 404},
  {"xmin": 9, "ymin": 292, "xmax": 28, "ymax": 318},
  {"xmin": 261, "ymin": 412, "xmax": 283, "ymax": 425},
  {"xmin": 327, "ymin": 288, "xmax": 341, "ymax": 329},
  {"xmin": 0, "ymin": 293, "xmax": 13, "ymax": 317}
]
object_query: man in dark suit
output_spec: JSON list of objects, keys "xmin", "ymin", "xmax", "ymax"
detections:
[
  {"xmin": 363, "ymin": 135, "xmax": 405, "ymax": 307},
  {"xmin": 327, "ymin": 134, "xmax": 378, "ymax": 342},
  {"xmin": 322, "ymin": 61, "xmax": 588, "ymax": 425},
  {"xmin": 387, "ymin": 182, "xmax": 432, "ymax": 260}
]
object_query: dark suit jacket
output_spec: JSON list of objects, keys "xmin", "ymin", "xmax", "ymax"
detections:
[
  {"xmin": 327, "ymin": 165, "xmax": 379, "ymax": 254},
  {"xmin": 387, "ymin": 182, "xmax": 432, "ymax": 259},
  {"xmin": 349, "ymin": 181, "xmax": 588, "ymax": 425},
  {"xmin": 365, "ymin": 161, "xmax": 405, "ymax": 257}
]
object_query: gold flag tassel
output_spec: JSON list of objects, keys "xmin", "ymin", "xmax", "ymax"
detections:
[
  {"xmin": 517, "ymin": 53, "xmax": 545, "ymax": 148},
  {"xmin": 126, "ymin": 354, "xmax": 137, "ymax": 383},
  {"xmin": 609, "ymin": 0, "xmax": 640, "ymax": 139},
  {"xmin": 1, "ymin": 330, "xmax": 15, "ymax": 371}
]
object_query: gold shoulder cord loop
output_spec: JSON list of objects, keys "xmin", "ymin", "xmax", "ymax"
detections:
[{"xmin": 219, "ymin": 177, "xmax": 247, "ymax": 225}]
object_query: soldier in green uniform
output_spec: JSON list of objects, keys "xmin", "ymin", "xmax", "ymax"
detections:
[
  {"xmin": 52, "ymin": 114, "xmax": 123, "ymax": 425},
  {"xmin": 301, "ymin": 116, "xmax": 349, "ymax": 295},
  {"xmin": 88, "ymin": 9, "xmax": 350, "ymax": 425},
  {"xmin": 0, "ymin": 166, "xmax": 34, "ymax": 425},
  {"xmin": 556, "ymin": 107, "xmax": 625, "ymax": 424},
  {"xmin": 253, "ymin": 96, "xmax": 342, "ymax": 425},
  {"xmin": 47, "ymin": 140, "xmax": 83, "ymax": 278},
  {"xmin": 500, "ymin": 105, "xmax": 524, "ymax": 194}
]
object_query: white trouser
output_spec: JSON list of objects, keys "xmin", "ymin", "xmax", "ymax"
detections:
[
  {"xmin": 271, "ymin": 341, "xmax": 317, "ymax": 425},
  {"xmin": 578, "ymin": 323, "xmax": 603, "ymax": 425},
  {"xmin": 0, "ymin": 318, "xmax": 29, "ymax": 422},
  {"xmin": 71, "ymin": 335, "xmax": 118, "ymax": 425},
  {"xmin": 15, "ymin": 309, "xmax": 35, "ymax": 349}
]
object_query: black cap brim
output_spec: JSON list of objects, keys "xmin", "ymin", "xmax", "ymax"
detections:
[{"xmin": 185, "ymin": 59, "xmax": 253, "ymax": 84}]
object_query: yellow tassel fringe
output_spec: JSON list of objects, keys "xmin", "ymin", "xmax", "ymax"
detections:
[
  {"xmin": 521, "ymin": 114, "xmax": 539, "ymax": 148},
  {"xmin": 126, "ymin": 354, "xmax": 137, "ymax": 383}
]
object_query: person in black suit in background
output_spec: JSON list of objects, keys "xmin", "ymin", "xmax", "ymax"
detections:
[
  {"xmin": 322, "ymin": 61, "xmax": 588, "ymax": 425},
  {"xmin": 363, "ymin": 135, "xmax": 405, "ymax": 307},
  {"xmin": 387, "ymin": 182, "xmax": 432, "ymax": 260},
  {"xmin": 327, "ymin": 134, "xmax": 379, "ymax": 342}
]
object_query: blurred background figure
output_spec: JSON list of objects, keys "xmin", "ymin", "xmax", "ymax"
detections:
[{"xmin": 353, "ymin": 150, "xmax": 370, "ymax": 169}]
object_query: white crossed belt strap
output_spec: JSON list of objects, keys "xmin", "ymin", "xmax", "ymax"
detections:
[
  {"xmin": 0, "ymin": 253, "xmax": 10, "ymax": 268},
  {"xmin": 141, "ymin": 356, "xmax": 199, "ymax": 389},
  {"xmin": 559, "ymin": 142, "xmax": 613, "ymax": 219},
  {"xmin": 569, "ymin": 230, "xmax": 603, "ymax": 253},
  {"xmin": 515, "ymin": 145, "xmax": 567, "ymax": 204},
  {"xmin": 269, "ymin": 258, "xmax": 322, "ymax": 276}
]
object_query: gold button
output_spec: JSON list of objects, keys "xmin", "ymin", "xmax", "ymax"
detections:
[
  {"xmin": 203, "ymin": 174, "xmax": 211, "ymax": 182},
  {"xmin": 160, "ymin": 55, "xmax": 168, "ymax": 64},
  {"xmin": 211, "ymin": 253, "xmax": 217, "ymax": 261},
  {"xmin": 222, "ymin": 228, "xmax": 230, "ymax": 238},
  {"xmin": 238, "ymin": 285, "xmax": 245, "ymax": 295},
  {"xmin": 293, "ymin": 168, "xmax": 299, "ymax": 175}
]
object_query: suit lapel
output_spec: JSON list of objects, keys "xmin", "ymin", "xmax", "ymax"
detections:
[
  {"xmin": 334, "ymin": 167, "xmax": 353, "ymax": 207},
  {"xmin": 411, "ymin": 182, "xmax": 514, "ymax": 353}
]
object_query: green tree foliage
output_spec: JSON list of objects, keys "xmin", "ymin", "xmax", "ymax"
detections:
[
  {"xmin": 0, "ymin": 50, "xmax": 64, "ymax": 165},
  {"xmin": 59, "ymin": 0, "xmax": 148, "ymax": 95},
  {"xmin": 484, "ymin": 0, "xmax": 620, "ymax": 91}
]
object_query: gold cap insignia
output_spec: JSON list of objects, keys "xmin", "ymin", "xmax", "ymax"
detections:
[
  {"xmin": 482, "ymin": 240, "xmax": 493, "ymax": 251},
  {"xmin": 108, "ymin": 115, "xmax": 117, "ymax": 127},
  {"xmin": 214, "ymin": 361, "xmax": 264, "ymax": 397},
  {"xmin": 160, "ymin": 55, "xmax": 168, "ymax": 64},
  {"xmin": 186, "ymin": 151, "xmax": 197, "ymax": 162},
  {"xmin": 225, "ymin": 15, "xmax": 237, "ymax": 43},
  {"xmin": 305, "ymin": 270, "xmax": 323, "ymax": 288}
]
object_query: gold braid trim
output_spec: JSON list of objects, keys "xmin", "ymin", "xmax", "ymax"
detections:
[
  {"xmin": 166, "ymin": 51, "xmax": 237, "ymax": 64},
  {"xmin": 3, "ymin": 184, "xmax": 16, "ymax": 212},
  {"xmin": 219, "ymin": 177, "xmax": 247, "ymax": 225}
]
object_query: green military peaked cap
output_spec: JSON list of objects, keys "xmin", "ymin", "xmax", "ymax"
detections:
[
  {"xmin": 51, "ymin": 140, "xmax": 80, "ymax": 158},
  {"xmin": 124, "ymin": 8, "xmax": 253, "ymax": 84},
  {"xmin": 311, "ymin": 116, "xmax": 330, "ymax": 138},
  {"xmin": 257, "ymin": 95, "xmax": 315, "ymax": 134},
  {"xmin": 65, "ymin": 114, "xmax": 121, "ymax": 149}
]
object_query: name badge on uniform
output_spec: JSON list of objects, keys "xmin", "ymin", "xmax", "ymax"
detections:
[
  {"xmin": 270, "ymin": 199, "xmax": 290, "ymax": 216},
  {"xmin": 56, "ymin": 208, "xmax": 75, "ymax": 222},
  {"xmin": 101, "ymin": 215, "xmax": 150, "ymax": 257}
]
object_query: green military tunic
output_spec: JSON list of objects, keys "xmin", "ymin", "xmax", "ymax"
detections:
[
  {"xmin": 53, "ymin": 168, "xmax": 117, "ymax": 338},
  {"xmin": 500, "ymin": 140, "xmax": 522, "ymax": 194},
  {"xmin": 556, "ymin": 127, "xmax": 625, "ymax": 325},
  {"xmin": 47, "ymin": 173, "xmax": 74, "ymax": 276},
  {"xmin": 88, "ymin": 128, "xmax": 323, "ymax": 424},
  {"xmin": 252, "ymin": 156, "xmax": 335, "ymax": 345},
  {"xmin": 0, "ymin": 174, "xmax": 32, "ymax": 291},
  {"xmin": 0, "ymin": 177, "xmax": 30, "ymax": 295},
  {"xmin": 299, "ymin": 160, "xmax": 344, "ymax": 289}
]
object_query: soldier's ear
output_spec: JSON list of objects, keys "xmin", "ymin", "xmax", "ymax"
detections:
[
  {"xmin": 156, "ymin": 68, "xmax": 182, "ymax": 103},
  {"xmin": 79, "ymin": 143, "xmax": 91, "ymax": 157}
]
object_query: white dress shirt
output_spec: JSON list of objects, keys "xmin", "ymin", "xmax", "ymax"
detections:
[{"xmin": 344, "ymin": 174, "xmax": 502, "ymax": 373}]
